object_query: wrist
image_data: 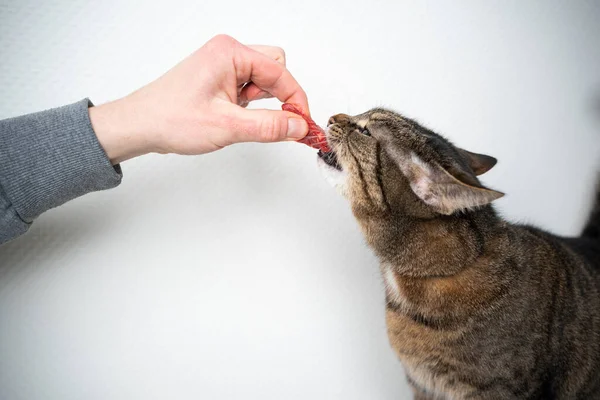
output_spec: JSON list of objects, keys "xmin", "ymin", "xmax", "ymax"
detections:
[{"xmin": 89, "ymin": 97, "xmax": 155, "ymax": 164}]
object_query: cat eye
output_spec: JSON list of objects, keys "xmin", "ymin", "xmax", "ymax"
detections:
[{"xmin": 360, "ymin": 127, "xmax": 371, "ymax": 137}]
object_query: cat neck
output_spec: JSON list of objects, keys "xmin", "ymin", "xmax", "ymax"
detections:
[
  {"xmin": 363, "ymin": 205, "xmax": 508, "ymax": 278},
  {"xmin": 364, "ymin": 205, "xmax": 515, "ymax": 321}
]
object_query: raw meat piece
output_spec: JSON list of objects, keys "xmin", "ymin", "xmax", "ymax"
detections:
[{"xmin": 282, "ymin": 103, "xmax": 331, "ymax": 152}]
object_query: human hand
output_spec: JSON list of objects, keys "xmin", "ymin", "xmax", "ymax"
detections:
[{"xmin": 90, "ymin": 34, "xmax": 310, "ymax": 164}]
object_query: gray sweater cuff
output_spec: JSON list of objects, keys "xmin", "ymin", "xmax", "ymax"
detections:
[{"xmin": 0, "ymin": 98, "xmax": 122, "ymax": 229}]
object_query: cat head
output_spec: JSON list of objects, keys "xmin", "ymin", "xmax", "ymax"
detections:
[{"xmin": 318, "ymin": 108, "xmax": 503, "ymax": 219}]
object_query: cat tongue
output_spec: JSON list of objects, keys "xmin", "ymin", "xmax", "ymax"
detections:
[{"xmin": 282, "ymin": 103, "xmax": 331, "ymax": 152}]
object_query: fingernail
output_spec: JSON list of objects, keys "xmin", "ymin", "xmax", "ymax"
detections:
[{"xmin": 287, "ymin": 118, "xmax": 308, "ymax": 139}]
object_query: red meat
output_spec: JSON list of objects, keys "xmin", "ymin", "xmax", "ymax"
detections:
[{"xmin": 282, "ymin": 103, "xmax": 331, "ymax": 152}]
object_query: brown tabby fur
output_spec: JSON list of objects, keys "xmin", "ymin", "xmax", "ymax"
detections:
[{"xmin": 324, "ymin": 109, "xmax": 600, "ymax": 399}]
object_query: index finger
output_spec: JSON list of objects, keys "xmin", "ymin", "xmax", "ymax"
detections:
[
  {"xmin": 234, "ymin": 43, "xmax": 310, "ymax": 115},
  {"xmin": 240, "ymin": 45, "xmax": 287, "ymax": 103},
  {"xmin": 247, "ymin": 45, "xmax": 286, "ymax": 66}
]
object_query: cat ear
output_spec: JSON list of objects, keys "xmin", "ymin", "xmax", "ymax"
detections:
[
  {"xmin": 457, "ymin": 148, "xmax": 497, "ymax": 176},
  {"xmin": 392, "ymin": 150, "xmax": 504, "ymax": 215}
]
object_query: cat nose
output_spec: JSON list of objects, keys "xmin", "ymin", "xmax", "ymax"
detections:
[{"xmin": 328, "ymin": 113, "xmax": 350, "ymax": 126}]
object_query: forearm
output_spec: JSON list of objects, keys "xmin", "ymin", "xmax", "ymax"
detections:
[{"xmin": 0, "ymin": 99, "xmax": 122, "ymax": 244}]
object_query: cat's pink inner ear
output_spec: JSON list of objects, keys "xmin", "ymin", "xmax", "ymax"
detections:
[{"xmin": 390, "ymin": 149, "xmax": 504, "ymax": 215}]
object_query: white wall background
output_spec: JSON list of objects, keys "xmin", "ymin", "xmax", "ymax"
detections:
[{"xmin": 1, "ymin": 1, "xmax": 599, "ymax": 399}]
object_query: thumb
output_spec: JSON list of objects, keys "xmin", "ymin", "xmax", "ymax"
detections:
[{"xmin": 228, "ymin": 108, "xmax": 308, "ymax": 144}]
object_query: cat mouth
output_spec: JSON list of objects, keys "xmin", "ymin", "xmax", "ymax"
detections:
[{"xmin": 318, "ymin": 150, "xmax": 342, "ymax": 171}]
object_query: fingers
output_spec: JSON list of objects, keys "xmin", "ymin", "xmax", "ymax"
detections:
[
  {"xmin": 231, "ymin": 40, "xmax": 310, "ymax": 115},
  {"xmin": 238, "ymin": 83, "xmax": 271, "ymax": 107},
  {"xmin": 247, "ymin": 45, "xmax": 286, "ymax": 66},
  {"xmin": 220, "ymin": 103, "xmax": 308, "ymax": 144},
  {"xmin": 198, "ymin": 35, "xmax": 311, "ymax": 149},
  {"xmin": 238, "ymin": 45, "xmax": 285, "ymax": 106}
]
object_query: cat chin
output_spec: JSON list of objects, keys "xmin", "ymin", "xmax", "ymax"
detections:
[{"xmin": 317, "ymin": 155, "xmax": 348, "ymax": 196}]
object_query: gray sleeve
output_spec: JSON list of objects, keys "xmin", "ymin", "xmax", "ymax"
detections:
[{"xmin": 0, "ymin": 98, "xmax": 123, "ymax": 244}]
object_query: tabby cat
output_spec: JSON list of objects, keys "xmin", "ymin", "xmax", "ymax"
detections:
[{"xmin": 318, "ymin": 109, "xmax": 600, "ymax": 399}]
